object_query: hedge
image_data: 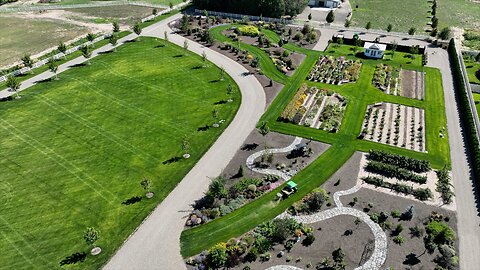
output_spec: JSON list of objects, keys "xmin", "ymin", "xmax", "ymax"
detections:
[
  {"xmin": 368, "ymin": 150, "xmax": 431, "ymax": 173},
  {"xmin": 362, "ymin": 176, "xmax": 433, "ymax": 201},
  {"xmin": 365, "ymin": 161, "xmax": 427, "ymax": 184},
  {"xmin": 447, "ymin": 39, "xmax": 480, "ymax": 188}
]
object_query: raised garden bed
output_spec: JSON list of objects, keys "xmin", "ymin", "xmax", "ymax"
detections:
[
  {"xmin": 308, "ymin": 56, "xmax": 362, "ymax": 85},
  {"xmin": 281, "ymin": 84, "xmax": 347, "ymax": 133},
  {"xmin": 361, "ymin": 103, "xmax": 426, "ymax": 152}
]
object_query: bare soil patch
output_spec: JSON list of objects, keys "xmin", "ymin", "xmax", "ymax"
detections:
[
  {"xmin": 341, "ymin": 188, "xmax": 458, "ymax": 270},
  {"xmin": 400, "ymin": 69, "xmax": 425, "ymax": 100}
]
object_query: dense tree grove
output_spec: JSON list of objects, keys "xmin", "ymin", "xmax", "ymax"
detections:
[{"xmin": 192, "ymin": 0, "xmax": 308, "ymax": 18}]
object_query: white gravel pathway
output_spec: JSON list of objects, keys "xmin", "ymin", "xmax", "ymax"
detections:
[{"xmin": 246, "ymin": 137, "xmax": 303, "ymax": 181}]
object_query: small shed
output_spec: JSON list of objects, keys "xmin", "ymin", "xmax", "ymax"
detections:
[{"xmin": 364, "ymin": 42, "xmax": 387, "ymax": 59}]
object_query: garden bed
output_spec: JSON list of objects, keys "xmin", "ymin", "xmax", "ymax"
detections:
[
  {"xmin": 360, "ymin": 103, "xmax": 426, "ymax": 152},
  {"xmin": 184, "ymin": 131, "xmax": 329, "ymax": 228},
  {"xmin": 280, "ymin": 84, "xmax": 347, "ymax": 133},
  {"xmin": 307, "ymin": 56, "xmax": 362, "ymax": 85},
  {"xmin": 372, "ymin": 63, "xmax": 400, "ymax": 94},
  {"xmin": 357, "ymin": 152, "xmax": 456, "ymax": 211},
  {"xmin": 222, "ymin": 28, "xmax": 306, "ymax": 76},
  {"xmin": 400, "ymin": 69, "xmax": 425, "ymax": 100},
  {"xmin": 185, "ymin": 152, "xmax": 459, "ymax": 270},
  {"xmin": 341, "ymin": 188, "xmax": 458, "ymax": 270}
]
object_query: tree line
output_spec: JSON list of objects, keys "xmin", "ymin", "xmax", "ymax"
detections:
[{"xmin": 192, "ymin": 0, "xmax": 308, "ymax": 18}]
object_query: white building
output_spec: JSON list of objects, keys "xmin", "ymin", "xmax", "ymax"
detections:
[
  {"xmin": 363, "ymin": 42, "xmax": 387, "ymax": 59},
  {"xmin": 309, "ymin": 0, "xmax": 340, "ymax": 8}
]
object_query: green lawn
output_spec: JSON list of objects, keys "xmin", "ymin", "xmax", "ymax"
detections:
[
  {"xmin": 180, "ymin": 26, "xmax": 450, "ymax": 257},
  {"xmin": 349, "ymin": 0, "xmax": 430, "ymax": 32},
  {"xmin": 436, "ymin": 0, "xmax": 480, "ymax": 30},
  {"xmin": 350, "ymin": 0, "xmax": 480, "ymax": 33},
  {"xmin": 474, "ymin": 93, "xmax": 480, "ymax": 119},
  {"xmin": 0, "ymin": 15, "xmax": 87, "ymax": 66},
  {"xmin": 463, "ymin": 29, "xmax": 480, "ymax": 51},
  {"xmin": 464, "ymin": 57, "xmax": 480, "ymax": 85},
  {"xmin": 0, "ymin": 37, "xmax": 240, "ymax": 270},
  {"xmin": 0, "ymin": 31, "xmax": 130, "ymax": 91}
]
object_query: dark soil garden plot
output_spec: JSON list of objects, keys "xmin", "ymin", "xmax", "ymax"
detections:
[
  {"xmin": 220, "ymin": 131, "xmax": 329, "ymax": 183},
  {"xmin": 232, "ymin": 215, "xmax": 375, "ymax": 270},
  {"xmin": 341, "ymin": 188, "xmax": 458, "ymax": 270},
  {"xmin": 400, "ymin": 69, "xmax": 425, "ymax": 100}
]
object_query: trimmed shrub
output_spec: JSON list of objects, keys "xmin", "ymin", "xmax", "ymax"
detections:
[
  {"xmin": 365, "ymin": 160, "xmax": 427, "ymax": 184},
  {"xmin": 237, "ymin": 25, "xmax": 260, "ymax": 37},
  {"xmin": 367, "ymin": 150, "xmax": 431, "ymax": 173}
]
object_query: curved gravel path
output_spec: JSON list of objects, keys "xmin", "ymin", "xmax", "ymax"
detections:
[
  {"xmin": 245, "ymin": 143, "xmax": 388, "ymax": 269},
  {"xmin": 276, "ymin": 185, "xmax": 387, "ymax": 270},
  {"xmin": 246, "ymin": 137, "xmax": 302, "ymax": 181},
  {"xmin": 103, "ymin": 14, "xmax": 266, "ymax": 270}
]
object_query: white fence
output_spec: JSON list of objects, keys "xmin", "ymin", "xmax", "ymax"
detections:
[{"xmin": 195, "ymin": 9, "xmax": 294, "ymax": 24}]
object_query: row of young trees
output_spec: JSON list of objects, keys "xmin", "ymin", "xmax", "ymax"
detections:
[
  {"xmin": 5, "ymin": 20, "xmax": 145, "ymax": 97},
  {"xmin": 192, "ymin": 0, "xmax": 308, "ymax": 18}
]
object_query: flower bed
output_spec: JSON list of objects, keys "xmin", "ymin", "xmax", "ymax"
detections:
[
  {"xmin": 280, "ymin": 84, "xmax": 347, "ymax": 132},
  {"xmin": 372, "ymin": 64, "xmax": 400, "ymax": 94},
  {"xmin": 307, "ymin": 56, "xmax": 362, "ymax": 85}
]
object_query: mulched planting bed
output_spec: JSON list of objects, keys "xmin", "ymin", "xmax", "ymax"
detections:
[
  {"xmin": 231, "ymin": 215, "xmax": 374, "ymax": 270},
  {"xmin": 361, "ymin": 102, "xmax": 426, "ymax": 152},
  {"xmin": 400, "ymin": 69, "xmax": 425, "ymax": 100},
  {"xmin": 222, "ymin": 29, "xmax": 306, "ymax": 77},
  {"xmin": 341, "ymin": 188, "xmax": 458, "ymax": 270},
  {"xmin": 281, "ymin": 84, "xmax": 348, "ymax": 133},
  {"xmin": 184, "ymin": 131, "xmax": 329, "ymax": 228}
]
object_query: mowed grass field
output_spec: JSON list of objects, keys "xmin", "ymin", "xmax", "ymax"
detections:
[
  {"xmin": 350, "ymin": 0, "xmax": 480, "ymax": 32},
  {"xmin": 66, "ymin": 5, "xmax": 158, "ymax": 26},
  {"xmin": 436, "ymin": 0, "xmax": 480, "ymax": 29},
  {"xmin": 349, "ymin": 0, "xmax": 430, "ymax": 32},
  {"xmin": 0, "ymin": 37, "xmax": 240, "ymax": 270},
  {"xmin": 0, "ymin": 15, "xmax": 87, "ymax": 66}
]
